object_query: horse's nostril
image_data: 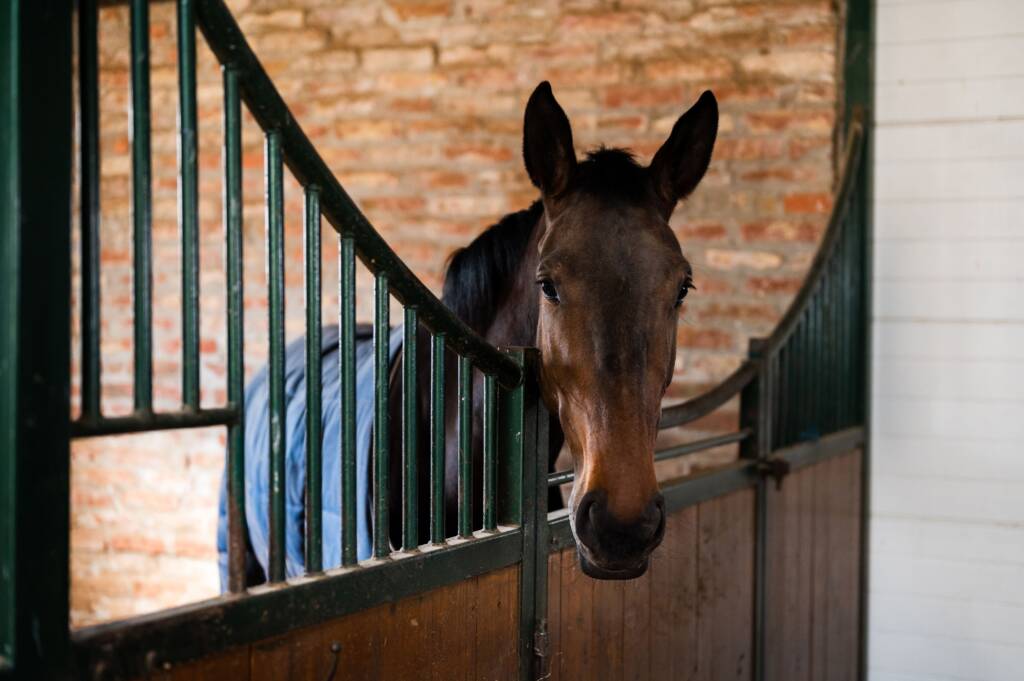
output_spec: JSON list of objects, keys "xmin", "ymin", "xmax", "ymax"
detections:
[
  {"xmin": 573, "ymin": 491, "xmax": 601, "ymax": 551},
  {"xmin": 648, "ymin": 494, "xmax": 667, "ymax": 543}
]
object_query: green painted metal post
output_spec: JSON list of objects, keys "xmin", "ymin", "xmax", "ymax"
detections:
[
  {"xmin": 373, "ymin": 272, "xmax": 391, "ymax": 559},
  {"xmin": 740, "ymin": 337, "xmax": 772, "ymax": 681},
  {"xmin": 79, "ymin": 0, "xmax": 101, "ymax": 422},
  {"xmin": 339, "ymin": 235, "xmax": 358, "ymax": 566},
  {"xmin": 402, "ymin": 307, "xmax": 419, "ymax": 551},
  {"xmin": 1, "ymin": 0, "xmax": 73, "ymax": 673},
  {"xmin": 223, "ymin": 65, "xmax": 247, "ymax": 593},
  {"xmin": 482, "ymin": 373, "xmax": 498, "ymax": 531},
  {"xmin": 178, "ymin": 0, "xmax": 200, "ymax": 410},
  {"xmin": 130, "ymin": 0, "xmax": 153, "ymax": 413},
  {"xmin": 508, "ymin": 349, "xmax": 550, "ymax": 681},
  {"xmin": 457, "ymin": 355, "xmax": 473, "ymax": 538},
  {"xmin": 266, "ymin": 130, "xmax": 286, "ymax": 583},
  {"xmin": 304, "ymin": 187, "xmax": 323, "ymax": 573},
  {"xmin": 429, "ymin": 333, "xmax": 446, "ymax": 544}
]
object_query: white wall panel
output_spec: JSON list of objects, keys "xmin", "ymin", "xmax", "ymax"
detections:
[
  {"xmin": 871, "ymin": 3, "xmax": 1024, "ymax": 678},
  {"xmin": 873, "ymin": 356, "xmax": 1024, "ymax": 400},
  {"xmin": 875, "ymin": 240, "xmax": 1022, "ymax": 281},
  {"xmin": 877, "ymin": 77, "xmax": 1024, "ymax": 124},
  {"xmin": 873, "ymin": 320, "xmax": 1024, "ymax": 361},
  {"xmin": 878, "ymin": 36, "xmax": 1024, "ymax": 84},
  {"xmin": 875, "ymin": 199, "xmax": 1024, "ymax": 241},
  {"xmin": 872, "ymin": 517, "xmax": 1024, "ymax": 563}
]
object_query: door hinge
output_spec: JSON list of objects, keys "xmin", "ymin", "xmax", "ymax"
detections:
[
  {"xmin": 533, "ymin": 618, "xmax": 550, "ymax": 680},
  {"xmin": 757, "ymin": 457, "xmax": 791, "ymax": 490}
]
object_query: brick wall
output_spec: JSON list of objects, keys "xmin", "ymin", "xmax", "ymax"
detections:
[{"xmin": 71, "ymin": 0, "xmax": 841, "ymax": 626}]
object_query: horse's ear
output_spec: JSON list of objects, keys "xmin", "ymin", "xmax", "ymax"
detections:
[
  {"xmin": 649, "ymin": 90, "xmax": 718, "ymax": 217},
  {"xmin": 523, "ymin": 81, "xmax": 576, "ymax": 198}
]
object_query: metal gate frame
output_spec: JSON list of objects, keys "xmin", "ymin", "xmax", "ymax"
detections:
[{"xmin": 0, "ymin": 1, "xmax": 873, "ymax": 679}]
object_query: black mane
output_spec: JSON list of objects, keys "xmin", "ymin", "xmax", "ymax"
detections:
[
  {"xmin": 441, "ymin": 148, "xmax": 649, "ymax": 333},
  {"xmin": 442, "ymin": 200, "xmax": 543, "ymax": 334},
  {"xmin": 570, "ymin": 147, "xmax": 651, "ymax": 203}
]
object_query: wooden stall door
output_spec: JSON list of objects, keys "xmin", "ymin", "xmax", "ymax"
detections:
[
  {"xmin": 545, "ymin": 488, "xmax": 756, "ymax": 681},
  {"xmin": 764, "ymin": 451, "xmax": 863, "ymax": 681}
]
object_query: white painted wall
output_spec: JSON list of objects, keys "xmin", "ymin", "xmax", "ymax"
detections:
[{"xmin": 870, "ymin": 1, "xmax": 1024, "ymax": 679}]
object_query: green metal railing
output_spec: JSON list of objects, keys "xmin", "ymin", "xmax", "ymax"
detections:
[
  {"xmin": 0, "ymin": 0, "xmax": 870, "ymax": 677},
  {"xmin": 70, "ymin": 0, "xmax": 524, "ymax": 596}
]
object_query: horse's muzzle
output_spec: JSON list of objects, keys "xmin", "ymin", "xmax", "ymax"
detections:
[{"xmin": 572, "ymin": 490, "xmax": 666, "ymax": 580}]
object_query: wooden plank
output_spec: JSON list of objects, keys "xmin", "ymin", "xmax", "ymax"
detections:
[
  {"xmin": 591, "ymin": 570, "xmax": 624, "ymax": 681},
  {"xmin": 621, "ymin": 552, "xmax": 650, "ymax": 681},
  {"xmin": 669, "ymin": 506, "xmax": 698, "ymax": 681},
  {"xmin": 824, "ymin": 452, "xmax": 862, "ymax": 681},
  {"xmin": 648, "ymin": 525, "xmax": 673, "ymax": 678},
  {"xmin": 764, "ymin": 462, "xmax": 814, "ymax": 681},
  {"xmin": 810, "ymin": 451, "xmax": 863, "ymax": 681},
  {"xmin": 547, "ymin": 549, "xmax": 563, "ymax": 681},
  {"xmin": 696, "ymin": 489, "xmax": 755, "ymax": 681},
  {"xmin": 431, "ymin": 578, "xmax": 465, "ymax": 681},
  {"xmin": 380, "ymin": 592, "xmax": 428, "ymax": 680},
  {"xmin": 249, "ymin": 634, "xmax": 291, "ymax": 681},
  {"xmin": 560, "ymin": 547, "xmax": 594, "ymax": 681},
  {"xmin": 317, "ymin": 602, "xmax": 383, "ymax": 681},
  {"xmin": 474, "ymin": 566, "xmax": 518, "ymax": 681}
]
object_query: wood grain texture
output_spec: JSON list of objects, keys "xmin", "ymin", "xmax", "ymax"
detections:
[
  {"xmin": 695, "ymin": 488, "xmax": 754, "ymax": 681},
  {"xmin": 763, "ymin": 450, "xmax": 862, "ymax": 681},
  {"xmin": 547, "ymin": 492, "xmax": 750, "ymax": 681},
  {"xmin": 133, "ymin": 565, "xmax": 519, "ymax": 681},
  {"xmin": 131, "ymin": 455, "xmax": 864, "ymax": 681}
]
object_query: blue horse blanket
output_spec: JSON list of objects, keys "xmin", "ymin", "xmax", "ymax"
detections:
[{"xmin": 216, "ymin": 324, "xmax": 403, "ymax": 590}]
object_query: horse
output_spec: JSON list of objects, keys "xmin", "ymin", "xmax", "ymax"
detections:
[{"xmin": 218, "ymin": 81, "xmax": 718, "ymax": 585}]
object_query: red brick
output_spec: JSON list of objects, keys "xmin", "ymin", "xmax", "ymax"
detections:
[
  {"xmin": 746, "ymin": 275, "xmax": 804, "ymax": 295},
  {"xmin": 674, "ymin": 221, "xmax": 728, "ymax": 241},
  {"xmin": 783, "ymin": 192, "xmax": 832, "ymax": 214},
  {"xmin": 741, "ymin": 220, "xmax": 820, "ymax": 242}
]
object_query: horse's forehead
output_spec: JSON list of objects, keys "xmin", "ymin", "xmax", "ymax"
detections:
[{"xmin": 543, "ymin": 201, "xmax": 683, "ymax": 275}]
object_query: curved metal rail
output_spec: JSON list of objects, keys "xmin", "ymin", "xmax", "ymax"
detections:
[{"xmin": 194, "ymin": 0, "xmax": 521, "ymax": 389}]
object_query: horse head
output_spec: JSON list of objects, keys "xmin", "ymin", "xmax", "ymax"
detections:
[{"xmin": 523, "ymin": 82, "xmax": 718, "ymax": 579}]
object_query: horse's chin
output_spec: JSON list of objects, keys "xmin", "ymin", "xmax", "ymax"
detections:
[{"xmin": 578, "ymin": 551, "xmax": 650, "ymax": 580}]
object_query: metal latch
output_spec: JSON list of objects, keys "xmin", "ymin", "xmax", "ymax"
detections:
[
  {"xmin": 757, "ymin": 457, "xmax": 791, "ymax": 490},
  {"xmin": 534, "ymin": 618, "xmax": 550, "ymax": 680}
]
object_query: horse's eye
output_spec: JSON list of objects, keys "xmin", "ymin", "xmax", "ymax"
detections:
[
  {"xmin": 675, "ymin": 285, "xmax": 690, "ymax": 308},
  {"xmin": 539, "ymin": 279, "xmax": 560, "ymax": 303}
]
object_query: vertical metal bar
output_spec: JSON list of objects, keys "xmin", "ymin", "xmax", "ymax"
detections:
[
  {"xmin": 511, "ymin": 348, "xmax": 550, "ymax": 681},
  {"xmin": 79, "ymin": 0, "xmax": 101, "ymax": 421},
  {"xmin": 177, "ymin": 0, "xmax": 200, "ymax": 409},
  {"xmin": 0, "ymin": 4, "xmax": 15, "ymax": 659},
  {"xmin": 223, "ymin": 66, "xmax": 247, "ymax": 593},
  {"xmin": 401, "ymin": 306, "xmax": 418, "ymax": 551},
  {"xmin": 2, "ymin": 0, "xmax": 74, "ymax": 670},
  {"xmin": 792, "ymin": 321, "xmax": 805, "ymax": 442},
  {"xmin": 842, "ymin": 213, "xmax": 855, "ymax": 427},
  {"xmin": 130, "ymin": 0, "xmax": 153, "ymax": 413},
  {"xmin": 483, "ymin": 373, "xmax": 498, "ymax": 531},
  {"xmin": 828, "ymin": 261, "xmax": 839, "ymax": 433},
  {"xmin": 373, "ymin": 272, "xmax": 390, "ymax": 559},
  {"xmin": 304, "ymin": 187, "xmax": 322, "ymax": 573},
  {"xmin": 742, "ymin": 338, "xmax": 772, "ymax": 681},
  {"xmin": 810, "ymin": 286, "xmax": 822, "ymax": 437},
  {"xmin": 265, "ymin": 130, "xmax": 286, "ymax": 583},
  {"xmin": 457, "ymin": 354, "xmax": 473, "ymax": 538},
  {"xmin": 339, "ymin": 235, "xmax": 357, "ymax": 566},
  {"xmin": 429, "ymin": 333, "xmax": 446, "ymax": 544}
]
